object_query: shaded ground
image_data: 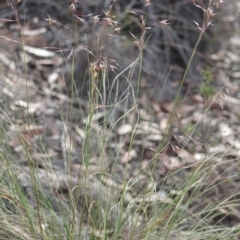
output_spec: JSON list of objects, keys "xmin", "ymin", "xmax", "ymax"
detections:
[{"xmin": 0, "ymin": 1, "xmax": 240, "ymax": 239}]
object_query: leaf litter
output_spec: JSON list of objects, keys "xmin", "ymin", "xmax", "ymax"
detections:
[{"xmin": 0, "ymin": 1, "xmax": 240, "ymax": 239}]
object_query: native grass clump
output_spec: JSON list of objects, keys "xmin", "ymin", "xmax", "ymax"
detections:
[{"xmin": 1, "ymin": 1, "xmax": 240, "ymax": 240}]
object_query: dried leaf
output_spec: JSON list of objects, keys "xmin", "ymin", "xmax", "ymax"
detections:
[
  {"xmin": 121, "ymin": 149, "xmax": 137, "ymax": 163},
  {"xmin": 117, "ymin": 124, "xmax": 132, "ymax": 135},
  {"xmin": 23, "ymin": 45, "xmax": 55, "ymax": 57}
]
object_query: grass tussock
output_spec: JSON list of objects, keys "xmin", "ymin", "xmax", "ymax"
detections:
[{"xmin": 1, "ymin": 0, "xmax": 240, "ymax": 240}]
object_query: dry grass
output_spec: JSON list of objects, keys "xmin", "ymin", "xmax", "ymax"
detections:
[{"xmin": 1, "ymin": 1, "xmax": 240, "ymax": 240}]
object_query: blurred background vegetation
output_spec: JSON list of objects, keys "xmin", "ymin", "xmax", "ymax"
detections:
[{"xmin": 1, "ymin": 0, "xmax": 233, "ymax": 102}]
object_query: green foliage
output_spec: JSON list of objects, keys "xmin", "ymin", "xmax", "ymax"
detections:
[{"xmin": 200, "ymin": 67, "xmax": 215, "ymax": 99}]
